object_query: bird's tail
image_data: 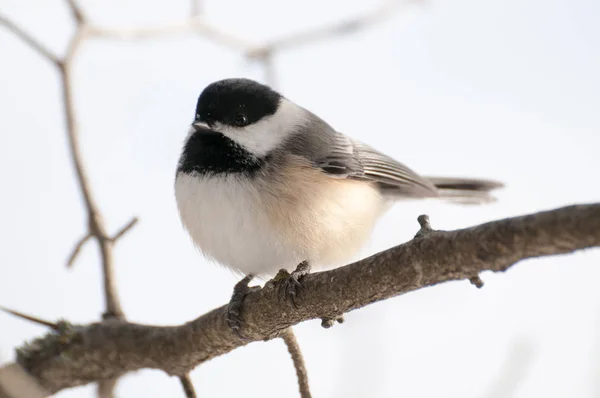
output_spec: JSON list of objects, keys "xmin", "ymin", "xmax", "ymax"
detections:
[{"xmin": 425, "ymin": 176, "xmax": 504, "ymax": 204}]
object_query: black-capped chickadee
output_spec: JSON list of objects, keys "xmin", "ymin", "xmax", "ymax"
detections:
[{"xmin": 175, "ymin": 78, "xmax": 502, "ymax": 331}]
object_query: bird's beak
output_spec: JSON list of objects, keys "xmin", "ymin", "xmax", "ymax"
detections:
[{"xmin": 192, "ymin": 121, "xmax": 211, "ymax": 132}]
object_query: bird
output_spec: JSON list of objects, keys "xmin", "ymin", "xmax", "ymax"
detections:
[{"xmin": 174, "ymin": 77, "xmax": 502, "ymax": 333}]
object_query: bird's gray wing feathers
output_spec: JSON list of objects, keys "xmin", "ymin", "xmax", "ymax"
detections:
[
  {"xmin": 311, "ymin": 131, "xmax": 439, "ymax": 197},
  {"xmin": 349, "ymin": 140, "xmax": 440, "ymax": 196},
  {"xmin": 284, "ymin": 111, "xmax": 501, "ymax": 201}
]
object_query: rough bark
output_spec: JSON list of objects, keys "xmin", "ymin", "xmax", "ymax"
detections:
[{"xmin": 10, "ymin": 203, "xmax": 600, "ymax": 394}]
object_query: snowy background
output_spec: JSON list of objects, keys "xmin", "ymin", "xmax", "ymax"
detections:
[{"xmin": 1, "ymin": 0, "xmax": 599, "ymax": 397}]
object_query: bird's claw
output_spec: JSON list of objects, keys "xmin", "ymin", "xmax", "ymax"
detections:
[
  {"xmin": 225, "ymin": 274, "xmax": 256, "ymax": 338},
  {"xmin": 225, "ymin": 303, "xmax": 242, "ymax": 334},
  {"xmin": 282, "ymin": 273, "xmax": 301, "ymax": 305},
  {"xmin": 279, "ymin": 261, "xmax": 311, "ymax": 307}
]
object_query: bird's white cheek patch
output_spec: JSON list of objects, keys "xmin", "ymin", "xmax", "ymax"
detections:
[{"xmin": 214, "ymin": 99, "xmax": 307, "ymax": 157}]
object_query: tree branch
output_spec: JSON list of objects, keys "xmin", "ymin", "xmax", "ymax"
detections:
[
  {"xmin": 110, "ymin": 217, "xmax": 139, "ymax": 242},
  {"xmin": 0, "ymin": 14, "xmax": 60, "ymax": 66},
  {"xmin": 59, "ymin": 13, "xmax": 127, "ymax": 396},
  {"xmin": 178, "ymin": 374, "xmax": 197, "ymax": 398},
  {"xmin": 83, "ymin": 0, "xmax": 414, "ymax": 63},
  {"xmin": 0, "ymin": 2, "xmax": 132, "ymax": 395},
  {"xmin": 280, "ymin": 328, "xmax": 311, "ymax": 398},
  {"xmin": 190, "ymin": 0, "xmax": 201, "ymax": 17},
  {"xmin": 96, "ymin": 378, "xmax": 119, "ymax": 398},
  {"xmin": 85, "ymin": 17, "xmax": 258, "ymax": 52},
  {"xmin": 246, "ymin": 0, "xmax": 413, "ymax": 58},
  {"xmin": 11, "ymin": 203, "xmax": 600, "ymax": 394},
  {"xmin": 65, "ymin": 0, "xmax": 86, "ymax": 24},
  {"xmin": 66, "ymin": 233, "xmax": 92, "ymax": 267},
  {"xmin": 0, "ymin": 307, "xmax": 58, "ymax": 331},
  {"xmin": 58, "ymin": 20, "xmax": 126, "ymax": 321}
]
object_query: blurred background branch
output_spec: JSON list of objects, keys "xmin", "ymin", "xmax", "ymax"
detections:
[
  {"xmin": 178, "ymin": 374, "xmax": 196, "ymax": 398},
  {"xmin": 0, "ymin": 0, "xmax": 138, "ymax": 395},
  {"xmin": 481, "ymin": 338, "xmax": 535, "ymax": 398}
]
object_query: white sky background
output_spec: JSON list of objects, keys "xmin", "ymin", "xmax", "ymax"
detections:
[{"xmin": 1, "ymin": 0, "xmax": 599, "ymax": 396}]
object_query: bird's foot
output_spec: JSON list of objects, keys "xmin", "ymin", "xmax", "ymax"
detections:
[
  {"xmin": 279, "ymin": 260, "xmax": 311, "ymax": 306},
  {"xmin": 226, "ymin": 274, "xmax": 259, "ymax": 338}
]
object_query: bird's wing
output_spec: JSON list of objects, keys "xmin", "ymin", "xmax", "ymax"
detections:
[{"xmin": 314, "ymin": 132, "xmax": 438, "ymax": 197}]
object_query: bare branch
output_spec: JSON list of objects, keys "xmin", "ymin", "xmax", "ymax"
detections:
[
  {"xmin": 1, "ymin": 5, "xmax": 129, "ymax": 396},
  {"xmin": 63, "ymin": 29, "xmax": 86, "ymax": 67},
  {"xmin": 85, "ymin": 18, "xmax": 258, "ymax": 52},
  {"xmin": 51, "ymin": 8, "xmax": 129, "ymax": 397},
  {"xmin": 83, "ymin": 1, "xmax": 412, "ymax": 61},
  {"xmin": 59, "ymin": 63, "xmax": 98, "ymax": 224},
  {"xmin": 110, "ymin": 217, "xmax": 139, "ymax": 242},
  {"xmin": 12, "ymin": 203, "xmax": 600, "ymax": 394},
  {"xmin": 66, "ymin": 233, "xmax": 92, "ymax": 268},
  {"xmin": 0, "ymin": 15, "xmax": 60, "ymax": 66},
  {"xmin": 96, "ymin": 378, "xmax": 119, "ymax": 398},
  {"xmin": 64, "ymin": 0, "xmax": 85, "ymax": 24},
  {"xmin": 260, "ymin": 51, "xmax": 277, "ymax": 88},
  {"xmin": 280, "ymin": 328, "xmax": 311, "ymax": 398},
  {"xmin": 59, "ymin": 62, "xmax": 125, "ymax": 320},
  {"xmin": 190, "ymin": 0, "xmax": 201, "ymax": 17},
  {"xmin": 481, "ymin": 339, "xmax": 535, "ymax": 398},
  {"xmin": 179, "ymin": 374, "xmax": 196, "ymax": 398},
  {"xmin": 247, "ymin": 0, "xmax": 411, "ymax": 57},
  {"xmin": 0, "ymin": 306, "xmax": 58, "ymax": 330}
]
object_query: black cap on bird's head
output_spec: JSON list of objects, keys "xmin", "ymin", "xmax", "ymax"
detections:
[
  {"xmin": 187, "ymin": 77, "xmax": 309, "ymax": 163},
  {"xmin": 194, "ymin": 78, "xmax": 282, "ymax": 129}
]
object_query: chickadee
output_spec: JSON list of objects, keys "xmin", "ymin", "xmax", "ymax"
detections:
[{"xmin": 175, "ymin": 78, "xmax": 501, "ymax": 331}]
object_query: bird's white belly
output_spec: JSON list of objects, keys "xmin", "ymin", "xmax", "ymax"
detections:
[
  {"xmin": 175, "ymin": 160, "xmax": 385, "ymax": 278},
  {"xmin": 175, "ymin": 173, "xmax": 297, "ymax": 277}
]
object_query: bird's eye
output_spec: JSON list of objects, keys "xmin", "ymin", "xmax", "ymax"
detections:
[{"xmin": 234, "ymin": 114, "xmax": 248, "ymax": 127}]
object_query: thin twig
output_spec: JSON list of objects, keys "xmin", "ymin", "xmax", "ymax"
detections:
[
  {"xmin": 86, "ymin": 18, "xmax": 258, "ymax": 52},
  {"xmin": 84, "ymin": 1, "xmax": 413, "ymax": 62},
  {"xmin": 58, "ymin": 43, "xmax": 98, "ymax": 224},
  {"xmin": 247, "ymin": 0, "xmax": 409, "ymax": 57},
  {"xmin": 481, "ymin": 339, "xmax": 535, "ymax": 398},
  {"xmin": 96, "ymin": 378, "xmax": 118, "ymax": 398},
  {"xmin": 1, "ymin": 5, "xmax": 123, "ymax": 395},
  {"xmin": 110, "ymin": 217, "xmax": 139, "ymax": 242},
  {"xmin": 55, "ymin": 2, "xmax": 126, "ymax": 320},
  {"xmin": 179, "ymin": 374, "xmax": 197, "ymax": 398},
  {"xmin": 59, "ymin": 57, "xmax": 125, "ymax": 320},
  {"xmin": 61, "ymin": 1, "xmax": 126, "ymax": 396},
  {"xmin": 0, "ymin": 15, "xmax": 60, "ymax": 66},
  {"xmin": 65, "ymin": 0, "xmax": 85, "ymax": 24},
  {"xmin": 190, "ymin": 0, "xmax": 201, "ymax": 17},
  {"xmin": 66, "ymin": 233, "xmax": 92, "ymax": 267},
  {"xmin": 280, "ymin": 328, "xmax": 311, "ymax": 398},
  {"xmin": 0, "ymin": 306, "xmax": 58, "ymax": 330},
  {"xmin": 260, "ymin": 52, "xmax": 277, "ymax": 88}
]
